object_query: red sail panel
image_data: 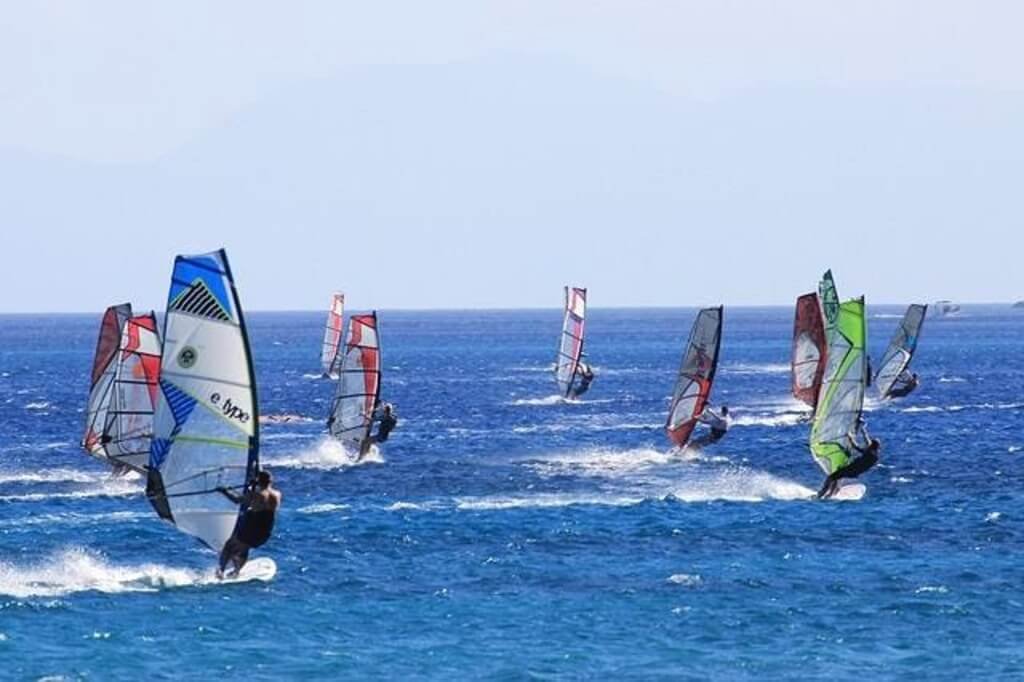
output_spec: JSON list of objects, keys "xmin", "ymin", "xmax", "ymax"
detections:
[{"xmin": 792, "ymin": 293, "xmax": 828, "ymax": 409}]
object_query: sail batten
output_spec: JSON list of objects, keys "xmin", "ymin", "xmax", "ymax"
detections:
[
  {"xmin": 809, "ymin": 298, "xmax": 866, "ymax": 475},
  {"xmin": 875, "ymin": 304, "xmax": 927, "ymax": 399},
  {"xmin": 327, "ymin": 312, "xmax": 382, "ymax": 454},
  {"xmin": 555, "ymin": 287, "xmax": 587, "ymax": 397},
  {"xmin": 665, "ymin": 307, "xmax": 723, "ymax": 448},
  {"xmin": 146, "ymin": 249, "xmax": 258, "ymax": 552}
]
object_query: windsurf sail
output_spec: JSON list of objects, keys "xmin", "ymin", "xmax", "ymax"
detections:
[
  {"xmin": 83, "ymin": 314, "xmax": 162, "ymax": 472},
  {"xmin": 146, "ymin": 249, "xmax": 259, "ymax": 552},
  {"xmin": 874, "ymin": 304, "xmax": 927, "ymax": 399},
  {"xmin": 666, "ymin": 306, "xmax": 723, "ymax": 448},
  {"xmin": 791, "ymin": 293, "xmax": 828, "ymax": 410},
  {"xmin": 555, "ymin": 286, "xmax": 587, "ymax": 398},
  {"xmin": 327, "ymin": 312, "xmax": 382, "ymax": 454},
  {"xmin": 809, "ymin": 298, "xmax": 866, "ymax": 475},
  {"xmin": 82, "ymin": 303, "xmax": 133, "ymax": 465},
  {"xmin": 819, "ymin": 270, "xmax": 840, "ymax": 337},
  {"xmin": 320, "ymin": 292, "xmax": 345, "ymax": 376}
]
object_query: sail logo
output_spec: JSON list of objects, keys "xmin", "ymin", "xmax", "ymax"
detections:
[
  {"xmin": 177, "ymin": 346, "xmax": 198, "ymax": 369},
  {"xmin": 210, "ymin": 392, "xmax": 250, "ymax": 424}
]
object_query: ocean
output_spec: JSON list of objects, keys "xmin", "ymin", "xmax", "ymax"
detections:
[{"xmin": 1, "ymin": 306, "xmax": 1022, "ymax": 680}]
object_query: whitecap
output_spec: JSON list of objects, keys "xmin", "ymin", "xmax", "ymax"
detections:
[
  {"xmin": 667, "ymin": 573, "xmax": 702, "ymax": 587},
  {"xmin": 265, "ymin": 438, "xmax": 384, "ymax": 470},
  {"xmin": 297, "ymin": 503, "xmax": 351, "ymax": 514},
  {"xmin": 0, "ymin": 547, "xmax": 215, "ymax": 598},
  {"xmin": 455, "ymin": 493, "xmax": 646, "ymax": 511}
]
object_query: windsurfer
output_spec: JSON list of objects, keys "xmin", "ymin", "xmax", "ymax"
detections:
[
  {"xmin": 360, "ymin": 403, "xmax": 398, "ymax": 458},
  {"xmin": 887, "ymin": 371, "xmax": 919, "ymax": 399},
  {"xmin": 691, "ymin": 405, "xmax": 729, "ymax": 448},
  {"xmin": 571, "ymin": 362, "xmax": 595, "ymax": 398},
  {"xmin": 817, "ymin": 421, "xmax": 880, "ymax": 499},
  {"xmin": 215, "ymin": 470, "xmax": 281, "ymax": 578}
]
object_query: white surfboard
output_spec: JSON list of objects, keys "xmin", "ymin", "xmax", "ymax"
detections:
[
  {"xmin": 221, "ymin": 557, "xmax": 277, "ymax": 583},
  {"xmin": 830, "ymin": 482, "xmax": 866, "ymax": 501}
]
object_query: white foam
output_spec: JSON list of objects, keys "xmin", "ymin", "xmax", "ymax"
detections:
[
  {"xmin": 985, "ymin": 512, "xmax": 1002, "ymax": 523},
  {"xmin": 302, "ymin": 373, "xmax": 326, "ymax": 380},
  {"xmin": 732, "ymin": 412, "xmax": 806, "ymax": 428},
  {"xmin": 25, "ymin": 401, "xmax": 50, "ymax": 410},
  {"xmin": 297, "ymin": 503, "xmax": 350, "ymax": 514},
  {"xmin": 667, "ymin": 573, "xmax": 702, "ymax": 587},
  {"xmin": 0, "ymin": 478, "xmax": 142, "ymax": 503},
  {"xmin": 385, "ymin": 501, "xmax": 439, "ymax": 512},
  {"xmin": 528, "ymin": 446, "xmax": 675, "ymax": 477},
  {"xmin": 0, "ymin": 547, "xmax": 217, "ymax": 598},
  {"xmin": 0, "ymin": 510, "xmax": 149, "ymax": 530},
  {"xmin": 0, "ymin": 468, "xmax": 107, "ymax": 485},
  {"xmin": 915, "ymin": 585, "xmax": 949, "ymax": 594},
  {"xmin": 666, "ymin": 468, "xmax": 813, "ymax": 503},
  {"xmin": 721, "ymin": 363, "xmax": 789, "ymax": 375},
  {"xmin": 1009, "ymin": 446, "xmax": 1022, "ymax": 454},
  {"xmin": 259, "ymin": 414, "xmax": 315, "ymax": 425},
  {"xmin": 938, "ymin": 376, "xmax": 967, "ymax": 383},
  {"xmin": 509, "ymin": 395, "xmax": 567, "ymax": 406},
  {"xmin": 265, "ymin": 438, "xmax": 384, "ymax": 470},
  {"xmin": 509, "ymin": 365, "xmax": 556, "ymax": 373},
  {"xmin": 455, "ymin": 493, "xmax": 646, "ymax": 511}
]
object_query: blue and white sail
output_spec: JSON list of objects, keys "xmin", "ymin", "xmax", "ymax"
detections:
[{"xmin": 146, "ymin": 249, "xmax": 259, "ymax": 552}]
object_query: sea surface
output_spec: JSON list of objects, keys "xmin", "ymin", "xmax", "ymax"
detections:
[{"xmin": 1, "ymin": 306, "xmax": 1023, "ymax": 680}]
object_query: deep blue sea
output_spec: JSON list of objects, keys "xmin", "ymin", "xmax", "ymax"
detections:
[{"xmin": 2, "ymin": 306, "xmax": 1023, "ymax": 680}]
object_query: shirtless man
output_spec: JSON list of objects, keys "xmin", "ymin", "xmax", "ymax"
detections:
[{"xmin": 216, "ymin": 470, "xmax": 281, "ymax": 578}]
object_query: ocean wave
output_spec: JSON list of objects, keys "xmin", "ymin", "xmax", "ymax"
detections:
[
  {"xmin": 899, "ymin": 403, "xmax": 1024, "ymax": 414},
  {"xmin": 667, "ymin": 573, "xmax": 702, "ymax": 587},
  {"xmin": 938, "ymin": 376, "xmax": 967, "ymax": 383},
  {"xmin": 385, "ymin": 501, "xmax": 440, "ymax": 512},
  {"xmin": 0, "ymin": 510, "xmax": 150, "ymax": 530},
  {"xmin": 0, "ymin": 468, "xmax": 108, "ymax": 486},
  {"xmin": 508, "ymin": 395, "xmax": 615, "ymax": 406},
  {"xmin": 721, "ymin": 363, "xmax": 789, "ymax": 375},
  {"xmin": 297, "ymin": 503, "xmax": 351, "ymax": 514},
  {"xmin": 0, "ymin": 548, "xmax": 214, "ymax": 598},
  {"xmin": 24, "ymin": 401, "xmax": 50, "ymax": 410},
  {"xmin": 665, "ymin": 468, "xmax": 813, "ymax": 503},
  {"xmin": 509, "ymin": 365, "xmax": 556, "ymax": 373},
  {"xmin": 731, "ymin": 412, "xmax": 807, "ymax": 428},
  {"xmin": 527, "ymin": 447, "xmax": 676, "ymax": 478},
  {"xmin": 0, "ymin": 478, "xmax": 142, "ymax": 503},
  {"xmin": 455, "ymin": 493, "xmax": 646, "ymax": 511},
  {"xmin": 265, "ymin": 438, "xmax": 384, "ymax": 470},
  {"xmin": 259, "ymin": 413, "xmax": 315, "ymax": 425}
]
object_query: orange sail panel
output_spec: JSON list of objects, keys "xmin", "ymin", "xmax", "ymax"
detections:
[
  {"xmin": 666, "ymin": 307, "xmax": 723, "ymax": 448},
  {"xmin": 792, "ymin": 293, "xmax": 828, "ymax": 409}
]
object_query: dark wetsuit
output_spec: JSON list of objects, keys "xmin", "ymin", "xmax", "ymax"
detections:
[
  {"xmin": 236, "ymin": 508, "xmax": 275, "ymax": 548},
  {"xmin": 376, "ymin": 414, "xmax": 397, "ymax": 443},
  {"xmin": 572, "ymin": 373, "xmax": 594, "ymax": 398},
  {"xmin": 818, "ymin": 445, "xmax": 879, "ymax": 498},
  {"xmin": 887, "ymin": 377, "xmax": 919, "ymax": 399}
]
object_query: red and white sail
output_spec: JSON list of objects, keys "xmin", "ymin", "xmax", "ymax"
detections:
[
  {"xmin": 666, "ymin": 307, "xmax": 723, "ymax": 448},
  {"xmin": 791, "ymin": 293, "xmax": 828, "ymax": 410},
  {"xmin": 321, "ymin": 292, "xmax": 345, "ymax": 376},
  {"xmin": 555, "ymin": 287, "xmax": 587, "ymax": 398},
  {"xmin": 328, "ymin": 313, "xmax": 382, "ymax": 454}
]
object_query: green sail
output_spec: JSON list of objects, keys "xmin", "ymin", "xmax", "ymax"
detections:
[
  {"xmin": 809, "ymin": 297, "xmax": 866, "ymax": 474},
  {"xmin": 818, "ymin": 270, "xmax": 840, "ymax": 338}
]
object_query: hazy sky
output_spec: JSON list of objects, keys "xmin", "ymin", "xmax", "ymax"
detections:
[{"xmin": 2, "ymin": 2, "xmax": 1022, "ymax": 312}]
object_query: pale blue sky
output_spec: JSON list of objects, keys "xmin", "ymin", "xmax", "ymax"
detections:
[{"xmin": 2, "ymin": 2, "xmax": 1021, "ymax": 312}]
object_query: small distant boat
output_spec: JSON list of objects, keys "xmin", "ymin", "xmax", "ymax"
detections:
[
  {"xmin": 327, "ymin": 312, "xmax": 382, "ymax": 455},
  {"xmin": 809, "ymin": 297, "xmax": 867, "ymax": 498},
  {"xmin": 791, "ymin": 293, "xmax": 828, "ymax": 412},
  {"xmin": 82, "ymin": 304, "xmax": 162, "ymax": 474},
  {"xmin": 665, "ymin": 306, "xmax": 723, "ymax": 449},
  {"xmin": 875, "ymin": 304, "xmax": 927, "ymax": 400},
  {"xmin": 321, "ymin": 292, "xmax": 345, "ymax": 377},
  {"xmin": 555, "ymin": 287, "xmax": 590, "ymax": 398},
  {"xmin": 146, "ymin": 249, "xmax": 260, "ymax": 553},
  {"xmin": 932, "ymin": 300, "xmax": 960, "ymax": 317},
  {"xmin": 1013, "ymin": 301, "xmax": 1024, "ymax": 309}
]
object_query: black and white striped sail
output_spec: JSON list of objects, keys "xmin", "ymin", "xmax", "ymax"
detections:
[
  {"xmin": 146, "ymin": 249, "xmax": 259, "ymax": 552},
  {"xmin": 321, "ymin": 292, "xmax": 345, "ymax": 376},
  {"xmin": 875, "ymin": 304, "xmax": 927, "ymax": 399},
  {"xmin": 327, "ymin": 313, "xmax": 381, "ymax": 454}
]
